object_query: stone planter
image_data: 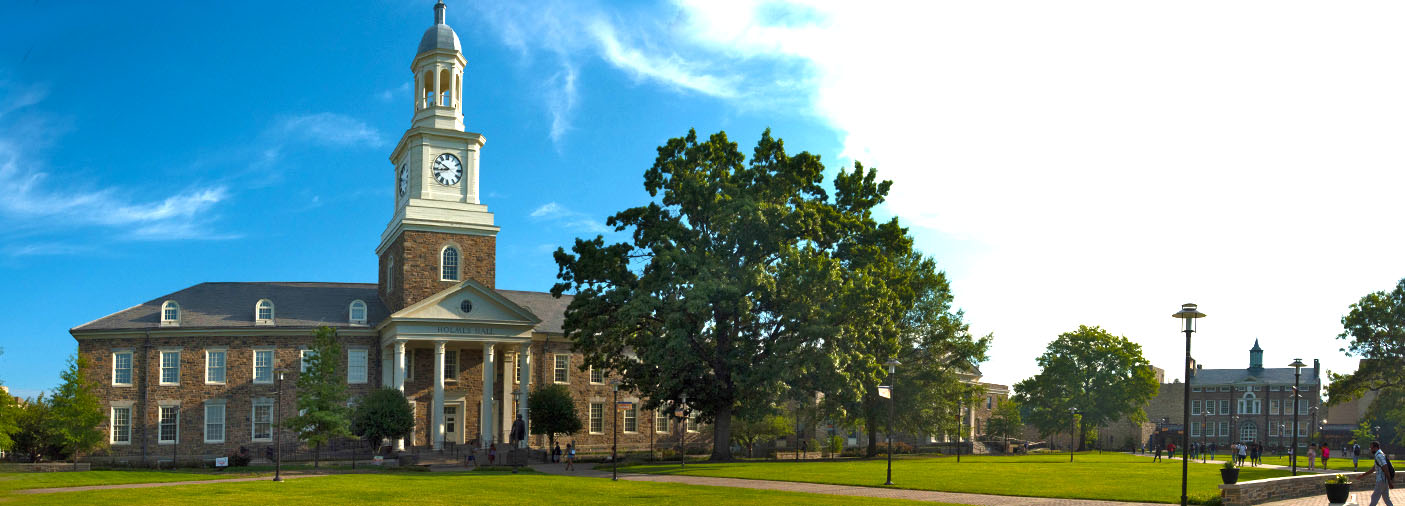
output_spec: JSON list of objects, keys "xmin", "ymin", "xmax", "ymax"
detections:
[
  {"xmin": 1325, "ymin": 482, "xmax": 1351, "ymax": 503},
  {"xmin": 1221, "ymin": 468, "xmax": 1240, "ymax": 485}
]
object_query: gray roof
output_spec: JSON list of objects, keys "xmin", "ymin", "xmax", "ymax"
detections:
[
  {"xmin": 417, "ymin": 24, "xmax": 461, "ymax": 55},
  {"xmin": 1189, "ymin": 367, "xmax": 1320, "ymax": 386},
  {"xmin": 71, "ymin": 282, "xmax": 572, "ymax": 335}
]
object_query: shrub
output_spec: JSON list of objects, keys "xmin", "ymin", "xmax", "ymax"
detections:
[
  {"xmin": 229, "ymin": 446, "xmax": 252, "ymax": 467},
  {"xmin": 1222, "ymin": 459, "xmax": 1236, "ymax": 469},
  {"xmin": 351, "ymin": 388, "xmax": 414, "ymax": 454},
  {"xmin": 826, "ymin": 435, "xmax": 844, "ymax": 456},
  {"xmin": 873, "ymin": 441, "xmax": 914, "ymax": 454}
]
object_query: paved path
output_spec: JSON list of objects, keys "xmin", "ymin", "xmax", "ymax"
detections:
[
  {"xmin": 14, "ymin": 473, "xmax": 329, "ymax": 494},
  {"xmin": 531, "ymin": 462, "xmax": 1163, "ymax": 506},
  {"xmin": 1259, "ymin": 487, "xmax": 1405, "ymax": 506}
]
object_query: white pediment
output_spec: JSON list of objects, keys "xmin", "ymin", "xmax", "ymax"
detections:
[{"xmin": 388, "ymin": 279, "xmax": 541, "ymax": 327}]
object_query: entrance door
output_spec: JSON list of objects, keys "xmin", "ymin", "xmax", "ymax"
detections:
[{"xmin": 445, "ymin": 405, "xmax": 460, "ymax": 444}]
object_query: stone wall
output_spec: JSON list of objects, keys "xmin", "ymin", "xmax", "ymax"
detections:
[
  {"xmin": 1219, "ymin": 474, "xmax": 1385, "ymax": 506},
  {"xmin": 381, "ymin": 230, "xmax": 496, "ymax": 312}
]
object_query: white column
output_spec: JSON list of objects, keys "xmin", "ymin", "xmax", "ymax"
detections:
[
  {"xmin": 501, "ymin": 351, "xmax": 513, "ymax": 445},
  {"xmin": 434, "ymin": 66, "xmax": 443, "ymax": 106},
  {"xmin": 381, "ymin": 345, "xmax": 391, "ymax": 388},
  {"xmin": 433, "ymin": 341, "xmax": 446, "ymax": 451},
  {"xmin": 481, "ymin": 342, "xmax": 495, "ymax": 447},
  {"xmin": 517, "ymin": 343, "xmax": 530, "ymax": 448},
  {"xmin": 393, "ymin": 340, "xmax": 406, "ymax": 451}
]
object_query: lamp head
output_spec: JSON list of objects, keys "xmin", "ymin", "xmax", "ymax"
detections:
[
  {"xmin": 610, "ymin": 379, "xmax": 621, "ymax": 391},
  {"xmin": 1172, "ymin": 303, "xmax": 1205, "ymax": 333},
  {"xmin": 885, "ymin": 359, "xmax": 900, "ymax": 374},
  {"xmin": 1289, "ymin": 358, "xmax": 1307, "ymax": 369}
]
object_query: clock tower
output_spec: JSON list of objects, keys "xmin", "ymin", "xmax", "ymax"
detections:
[{"xmin": 377, "ymin": 0, "xmax": 497, "ymax": 312}]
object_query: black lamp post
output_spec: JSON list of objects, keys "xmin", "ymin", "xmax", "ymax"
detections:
[
  {"xmin": 884, "ymin": 359, "xmax": 899, "ymax": 486},
  {"xmin": 678, "ymin": 393, "xmax": 687, "ymax": 469},
  {"xmin": 1289, "ymin": 358, "xmax": 1306, "ymax": 475},
  {"xmin": 610, "ymin": 379, "xmax": 621, "ymax": 481},
  {"xmin": 1069, "ymin": 407, "xmax": 1078, "ymax": 463},
  {"xmin": 956, "ymin": 398, "xmax": 962, "ymax": 463},
  {"xmin": 1201, "ymin": 408, "xmax": 1207, "ymax": 462},
  {"xmin": 1172, "ymin": 303, "xmax": 1205, "ymax": 506},
  {"xmin": 274, "ymin": 370, "xmax": 284, "ymax": 482}
]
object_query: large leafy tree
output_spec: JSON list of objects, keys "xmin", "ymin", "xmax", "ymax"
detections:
[
  {"xmin": 528, "ymin": 384, "xmax": 582, "ymax": 448},
  {"xmin": 281, "ymin": 326, "xmax": 352, "ymax": 467},
  {"xmin": 350, "ymin": 388, "xmax": 414, "ymax": 455},
  {"xmin": 1327, "ymin": 277, "xmax": 1405, "ymax": 445},
  {"xmin": 552, "ymin": 129, "xmax": 894, "ymax": 460},
  {"xmin": 985, "ymin": 398, "xmax": 1024, "ymax": 449},
  {"xmin": 47, "ymin": 354, "xmax": 106, "ymax": 463},
  {"xmin": 1014, "ymin": 325, "xmax": 1159, "ymax": 451},
  {"xmin": 13, "ymin": 394, "xmax": 58, "ymax": 462}
]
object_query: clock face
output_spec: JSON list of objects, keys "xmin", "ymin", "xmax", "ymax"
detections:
[
  {"xmin": 398, "ymin": 163, "xmax": 409, "ymax": 197},
  {"xmin": 433, "ymin": 153, "xmax": 463, "ymax": 186}
]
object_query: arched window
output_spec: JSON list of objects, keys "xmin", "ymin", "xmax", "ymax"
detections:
[
  {"xmin": 349, "ymin": 300, "xmax": 368, "ymax": 325},
  {"xmin": 1238, "ymin": 392, "xmax": 1262, "ymax": 415},
  {"xmin": 1239, "ymin": 422, "xmax": 1258, "ymax": 443},
  {"xmin": 161, "ymin": 301, "xmax": 180, "ymax": 326},
  {"xmin": 255, "ymin": 299, "xmax": 275, "ymax": 325},
  {"xmin": 441, "ymin": 246, "xmax": 459, "ymax": 281},
  {"xmin": 439, "ymin": 69, "xmax": 452, "ymax": 106}
]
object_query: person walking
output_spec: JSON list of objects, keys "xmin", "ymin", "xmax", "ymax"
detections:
[
  {"xmin": 1359, "ymin": 441, "xmax": 1395, "ymax": 506},
  {"xmin": 552, "ymin": 442, "xmax": 562, "ymax": 463},
  {"xmin": 1236, "ymin": 442, "xmax": 1245, "ymax": 466},
  {"xmin": 1154, "ymin": 443, "xmax": 1162, "ymax": 462},
  {"xmin": 1210, "ymin": 442, "xmax": 1217, "ymax": 461},
  {"xmin": 1355, "ymin": 443, "xmax": 1364, "ymax": 471},
  {"xmin": 1169, "ymin": 442, "xmax": 1176, "ymax": 460},
  {"xmin": 1308, "ymin": 443, "xmax": 1317, "ymax": 471},
  {"xmin": 564, "ymin": 441, "xmax": 577, "ymax": 471},
  {"xmin": 1323, "ymin": 443, "xmax": 1331, "ymax": 469}
]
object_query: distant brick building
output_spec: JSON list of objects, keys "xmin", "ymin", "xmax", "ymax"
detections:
[{"xmin": 71, "ymin": 2, "xmax": 706, "ymax": 466}]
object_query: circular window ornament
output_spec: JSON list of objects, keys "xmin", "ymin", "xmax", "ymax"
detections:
[{"xmin": 460, "ymin": 300, "xmax": 473, "ymax": 314}]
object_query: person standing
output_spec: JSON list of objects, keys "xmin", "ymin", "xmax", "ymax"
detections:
[
  {"xmin": 1355, "ymin": 443, "xmax": 1364, "ymax": 471},
  {"xmin": 1323, "ymin": 444, "xmax": 1331, "ymax": 469},
  {"xmin": 1308, "ymin": 443, "xmax": 1317, "ymax": 471},
  {"xmin": 1359, "ymin": 441, "xmax": 1395, "ymax": 506},
  {"xmin": 1154, "ymin": 443, "xmax": 1162, "ymax": 462},
  {"xmin": 1169, "ymin": 442, "xmax": 1176, "ymax": 460},
  {"xmin": 1210, "ymin": 442, "xmax": 1217, "ymax": 461},
  {"xmin": 552, "ymin": 442, "xmax": 562, "ymax": 463}
]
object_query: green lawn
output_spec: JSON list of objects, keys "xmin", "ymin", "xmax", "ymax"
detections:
[
  {"xmin": 0, "ymin": 470, "xmax": 253, "ymax": 492},
  {"xmin": 620, "ymin": 452, "xmax": 1291, "ymax": 504},
  {"xmin": 0, "ymin": 472, "xmax": 952, "ymax": 505}
]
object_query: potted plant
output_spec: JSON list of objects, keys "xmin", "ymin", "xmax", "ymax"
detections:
[
  {"xmin": 1221, "ymin": 459, "xmax": 1240, "ymax": 484},
  {"xmin": 1325, "ymin": 474, "xmax": 1352, "ymax": 503}
]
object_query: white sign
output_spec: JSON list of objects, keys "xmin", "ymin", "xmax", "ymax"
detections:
[
  {"xmin": 878, "ymin": 386, "xmax": 892, "ymax": 399},
  {"xmin": 214, "ymin": 457, "xmax": 228, "ymax": 468},
  {"xmin": 373, "ymin": 455, "xmax": 384, "ymax": 466}
]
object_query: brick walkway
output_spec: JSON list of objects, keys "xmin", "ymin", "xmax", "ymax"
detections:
[
  {"xmin": 532, "ymin": 462, "xmax": 1163, "ymax": 505},
  {"xmin": 14, "ymin": 473, "xmax": 329, "ymax": 494},
  {"xmin": 1258, "ymin": 488, "xmax": 1405, "ymax": 506}
]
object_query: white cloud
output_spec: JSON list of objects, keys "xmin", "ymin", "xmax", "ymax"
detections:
[
  {"xmin": 588, "ymin": 19, "xmax": 739, "ymax": 98},
  {"xmin": 274, "ymin": 113, "xmax": 383, "ymax": 148},
  {"xmin": 378, "ymin": 82, "xmax": 410, "ymax": 102},
  {"xmin": 667, "ymin": 0, "xmax": 1405, "ymax": 388},
  {"xmin": 530, "ymin": 202, "xmax": 567, "ymax": 218},
  {"xmin": 529, "ymin": 201, "xmax": 610, "ymax": 234}
]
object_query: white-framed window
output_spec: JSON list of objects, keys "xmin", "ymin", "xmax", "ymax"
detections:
[
  {"xmin": 589, "ymin": 403, "xmax": 604, "ymax": 434},
  {"xmin": 1219, "ymin": 400, "xmax": 1230, "ymax": 414},
  {"xmin": 1191, "ymin": 400, "xmax": 1201, "ymax": 415},
  {"xmin": 553, "ymin": 354, "xmax": 569, "ymax": 383},
  {"xmin": 159, "ymin": 350, "xmax": 181, "ymax": 385},
  {"xmin": 348, "ymin": 348, "xmax": 368, "ymax": 384},
  {"xmin": 1299, "ymin": 403, "xmax": 1310, "ymax": 415},
  {"xmin": 987, "ymin": 396, "xmax": 994, "ymax": 409},
  {"xmin": 256, "ymin": 299, "xmax": 275, "ymax": 325},
  {"xmin": 253, "ymin": 348, "xmax": 274, "ymax": 384},
  {"xmin": 1270, "ymin": 399, "xmax": 1280, "ymax": 415},
  {"xmin": 204, "ymin": 402, "xmax": 225, "ymax": 443},
  {"xmin": 1203, "ymin": 422, "xmax": 1214, "ymax": 437},
  {"xmin": 444, "ymin": 349, "xmax": 458, "ymax": 381},
  {"xmin": 112, "ymin": 350, "xmax": 133, "ymax": 386},
  {"xmin": 405, "ymin": 348, "xmax": 416, "ymax": 381},
  {"xmin": 589, "ymin": 366, "xmax": 605, "ymax": 384},
  {"xmin": 386, "ymin": 257, "xmax": 395, "ymax": 293},
  {"xmin": 1191, "ymin": 422, "xmax": 1201, "ymax": 437},
  {"xmin": 1219, "ymin": 386, "xmax": 1229, "ymax": 392},
  {"xmin": 301, "ymin": 349, "xmax": 315, "ymax": 373},
  {"xmin": 252, "ymin": 399, "xmax": 273, "ymax": 441},
  {"xmin": 110, "ymin": 406, "xmax": 132, "ymax": 444},
  {"xmin": 205, "ymin": 349, "xmax": 226, "ymax": 384},
  {"xmin": 1218, "ymin": 422, "xmax": 1229, "ymax": 436},
  {"xmin": 349, "ymin": 299, "xmax": 368, "ymax": 325},
  {"xmin": 1269, "ymin": 423, "xmax": 1279, "ymax": 437},
  {"xmin": 158, "ymin": 405, "xmax": 179, "ymax": 444},
  {"xmin": 1192, "ymin": 387, "xmax": 1202, "ymax": 392},
  {"xmin": 441, "ymin": 245, "xmax": 460, "ymax": 281},
  {"xmin": 1205, "ymin": 401, "xmax": 1215, "ymax": 415},
  {"xmin": 511, "ymin": 353, "xmax": 529, "ymax": 384},
  {"xmin": 687, "ymin": 412, "xmax": 700, "ymax": 433},
  {"xmin": 1297, "ymin": 424, "xmax": 1307, "ymax": 437},
  {"xmin": 655, "ymin": 410, "xmax": 670, "ymax": 433},
  {"xmin": 161, "ymin": 300, "xmax": 180, "ymax": 326},
  {"xmin": 623, "ymin": 404, "xmax": 638, "ymax": 433}
]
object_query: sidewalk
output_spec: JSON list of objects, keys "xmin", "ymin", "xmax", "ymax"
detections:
[
  {"xmin": 14, "ymin": 473, "xmax": 329, "ymax": 495},
  {"xmin": 532, "ymin": 462, "xmax": 1164, "ymax": 506},
  {"xmin": 1124, "ymin": 452, "xmax": 1334, "ymax": 474}
]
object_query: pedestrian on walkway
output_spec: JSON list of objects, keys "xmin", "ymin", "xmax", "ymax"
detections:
[
  {"xmin": 1356, "ymin": 443, "xmax": 1364, "ymax": 470},
  {"xmin": 552, "ymin": 442, "xmax": 562, "ymax": 463},
  {"xmin": 1154, "ymin": 444, "xmax": 1162, "ymax": 462},
  {"xmin": 1359, "ymin": 441, "xmax": 1395, "ymax": 506},
  {"xmin": 1169, "ymin": 442, "xmax": 1176, "ymax": 460},
  {"xmin": 1323, "ymin": 444, "xmax": 1331, "ymax": 468},
  {"xmin": 564, "ymin": 441, "xmax": 577, "ymax": 471},
  {"xmin": 1210, "ymin": 442, "xmax": 1217, "ymax": 461},
  {"xmin": 1308, "ymin": 443, "xmax": 1317, "ymax": 471}
]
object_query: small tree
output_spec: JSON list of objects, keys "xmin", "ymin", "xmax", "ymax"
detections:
[
  {"xmin": 731, "ymin": 413, "xmax": 792, "ymax": 458},
  {"xmin": 0, "ymin": 348, "xmax": 17, "ymax": 454},
  {"xmin": 351, "ymin": 388, "xmax": 414, "ymax": 455},
  {"xmin": 47, "ymin": 354, "xmax": 106, "ymax": 464},
  {"xmin": 528, "ymin": 384, "xmax": 581, "ymax": 448},
  {"xmin": 281, "ymin": 326, "xmax": 352, "ymax": 468},
  {"xmin": 13, "ymin": 394, "xmax": 58, "ymax": 462},
  {"xmin": 985, "ymin": 399, "xmax": 1024, "ymax": 451}
]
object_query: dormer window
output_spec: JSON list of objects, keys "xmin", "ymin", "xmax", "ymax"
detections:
[
  {"xmin": 161, "ymin": 301, "xmax": 180, "ymax": 327},
  {"xmin": 349, "ymin": 300, "xmax": 367, "ymax": 325},
  {"xmin": 441, "ymin": 246, "xmax": 459, "ymax": 281},
  {"xmin": 255, "ymin": 299, "xmax": 275, "ymax": 325}
]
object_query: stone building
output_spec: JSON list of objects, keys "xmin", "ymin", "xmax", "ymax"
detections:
[{"xmin": 70, "ymin": 1, "xmax": 707, "ymax": 465}]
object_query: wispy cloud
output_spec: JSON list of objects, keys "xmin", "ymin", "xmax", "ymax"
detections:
[
  {"xmin": 588, "ymin": 20, "xmax": 739, "ymax": 98},
  {"xmin": 378, "ymin": 82, "xmax": 410, "ymax": 102},
  {"xmin": 273, "ymin": 113, "xmax": 383, "ymax": 148},
  {"xmin": 529, "ymin": 201, "xmax": 610, "ymax": 234}
]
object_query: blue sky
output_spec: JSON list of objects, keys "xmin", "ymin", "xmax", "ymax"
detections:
[{"xmin": 3, "ymin": 1, "xmax": 1404, "ymax": 399}]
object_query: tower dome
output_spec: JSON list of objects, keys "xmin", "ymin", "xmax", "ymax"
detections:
[{"xmin": 417, "ymin": 1, "xmax": 460, "ymax": 55}]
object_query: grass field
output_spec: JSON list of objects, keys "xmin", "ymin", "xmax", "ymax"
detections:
[
  {"xmin": 619, "ymin": 452, "xmax": 1291, "ymax": 504},
  {"xmin": 0, "ymin": 471, "xmax": 951, "ymax": 505},
  {"xmin": 0, "ymin": 470, "xmax": 253, "ymax": 492}
]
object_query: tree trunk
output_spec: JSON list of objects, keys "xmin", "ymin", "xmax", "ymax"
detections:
[
  {"xmin": 866, "ymin": 420, "xmax": 879, "ymax": 458},
  {"xmin": 1077, "ymin": 421, "xmax": 1089, "ymax": 452},
  {"xmin": 314, "ymin": 443, "xmax": 321, "ymax": 469},
  {"xmin": 709, "ymin": 405, "xmax": 733, "ymax": 461}
]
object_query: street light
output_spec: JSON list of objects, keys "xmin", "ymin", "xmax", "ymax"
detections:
[
  {"xmin": 1201, "ymin": 407, "xmax": 1208, "ymax": 463},
  {"xmin": 1289, "ymin": 358, "xmax": 1307, "ymax": 476},
  {"xmin": 1172, "ymin": 303, "xmax": 1205, "ymax": 506},
  {"xmin": 677, "ymin": 394, "xmax": 687, "ymax": 469},
  {"xmin": 274, "ymin": 370, "xmax": 285, "ymax": 482},
  {"xmin": 1069, "ymin": 407, "xmax": 1078, "ymax": 463},
  {"xmin": 884, "ymin": 359, "xmax": 899, "ymax": 486},
  {"xmin": 610, "ymin": 379, "xmax": 621, "ymax": 481}
]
